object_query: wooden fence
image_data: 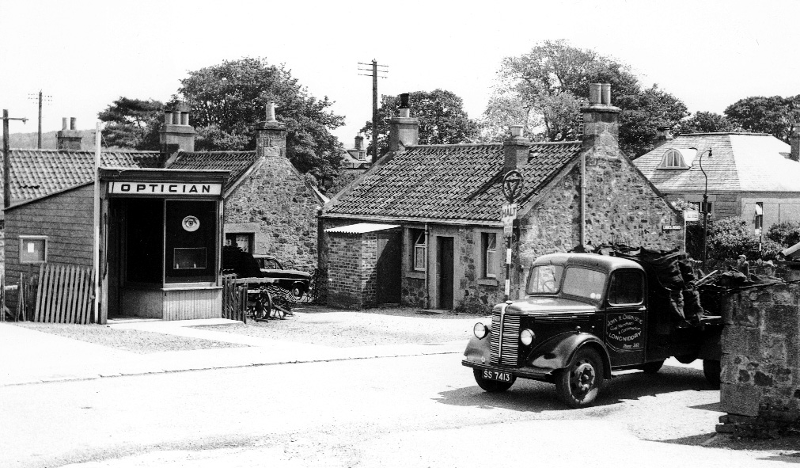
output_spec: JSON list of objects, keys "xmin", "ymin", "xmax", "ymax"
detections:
[
  {"xmin": 221, "ymin": 274, "xmax": 247, "ymax": 322},
  {"xmin": 33, "ymin": 263, "xmax": 95, "ymax": 324}
]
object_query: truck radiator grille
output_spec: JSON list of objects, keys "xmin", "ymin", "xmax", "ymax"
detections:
[{"xmin": 490, "ymin": 312, "xmax": 521, "ymax": 366}]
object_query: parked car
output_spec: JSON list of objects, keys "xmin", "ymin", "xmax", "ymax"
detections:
[
  {"xmin": 252, "ymin": 254, "xmax": 312, "ymax": 298},
  {"xmin": 462, "ymin": 252, "xmax": 723, "ymax": 408}
]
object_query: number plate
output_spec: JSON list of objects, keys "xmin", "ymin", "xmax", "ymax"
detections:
[{"xmin": 482, "ymin": 370, "xmax": 512, "ymax": 382}]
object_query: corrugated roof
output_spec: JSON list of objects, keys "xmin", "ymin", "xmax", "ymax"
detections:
[
  {"xmin": 168, "ymin": 151, "xmax": 258, "ymax": 192},
  {"xmin": 633, "ymin": 133, "xmax": 800, "ymax": 193},
  {"xmin": 8, "ymin": 149, "xmax": 162, "ymax": 202},
  {"xmin": 325, "ymin": 223, "xmax": 400, "ymax": 234},
  {"xmin": 325, "ymin": 142, "xmax": 581, "ymax": 223}
]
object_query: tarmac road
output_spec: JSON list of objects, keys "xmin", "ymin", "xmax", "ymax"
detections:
[{"xmin": 2, "ymin": 350, "xmax": 797, "ymax": 467}]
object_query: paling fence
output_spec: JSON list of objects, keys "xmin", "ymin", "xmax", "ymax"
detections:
[
  {"xmin": 221, "ymin": 274, "xmax": 247, "ymax": 323},
  {"xmin": 1, "ymin": 263, "xmax": 95, "ymax": 324}
]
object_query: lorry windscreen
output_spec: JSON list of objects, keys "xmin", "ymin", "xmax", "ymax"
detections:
[
  {"xmin": 527, "ymin": 265, "xmax": 564, "ymax": 294},
  {"xmin": 561, "ymin": 267, "xmax": 607, "ymax": 301}
]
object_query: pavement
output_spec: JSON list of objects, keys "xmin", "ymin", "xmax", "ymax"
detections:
[{"xmin": 0, "ymin": 318, "xmax": 466, "ymax": 387}]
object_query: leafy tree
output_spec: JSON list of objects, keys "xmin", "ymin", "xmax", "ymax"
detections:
[
  {"xmin": 360, "ymin": 89, "xmax": 478, "ymax": 156},
  {"xmin": 766, "ymin": 221, "xmax": 800, "ymax": 247},
  {"xmin": 97, "ymin": 97, "xmax": 163, "ymax": 150},
  {"xmin": 177, "ymin": 57, "xmax": 345, "ymax": 182},
  {"xmin": 724, "ymin": 95, "xmax": 800, "ymax": 142},
  {"xmin": 482, "ymin": 40, "xmax": 688, "ymax": 156},
  {"xmin": 676, "ymin": 111, "xmax": 738, "ymax": 135}
]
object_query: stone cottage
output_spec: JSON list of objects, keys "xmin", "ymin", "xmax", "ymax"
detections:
[
  {"xmin": 321, "ymin": 84, "xmax": 684, "ymax": 311},
  {"xmin": 3, "ymin": 103, "xmax": 323, "ymax": 322}
]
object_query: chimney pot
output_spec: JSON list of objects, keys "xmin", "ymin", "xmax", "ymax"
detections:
[
  {"xmin": 601, "ymin": 84, "xmax": 611, "ymax": 105},
  {"xmin": 266, "ymin": 102, "xmax": 277, "ymax": 122},
  {"xmin": 399, "ymin": 93, "xmax": 410, "ymax": 108},
  {"xmin": 70, "ymin": 117, "xmax": 77, "ymax": 130},
  {"xmin": 790, "ymin": 124, "xmax": 800, "ymax": 162},
  {"xmin": 62, "ymin": 117, "xmax": 68, "ymax": 130},
  {"xmin": 355, "ymin": 135, "xmax": 364, "ymax": 150},
  {"xmin": 510, "ymin": 125, "xmax": 524, "ymax": 138},
  {"xmin": 589, "ymin": 83, "xmax": 602, "ymax": 105}
]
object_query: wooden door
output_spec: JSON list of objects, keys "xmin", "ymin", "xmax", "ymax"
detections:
[
  {"xmin": 437, "ymin": 237, "xmax": 454, "ymax": 309},
  {"xmin": 376, "ymin": 230, "xmax": 401, "ymax": 304}
]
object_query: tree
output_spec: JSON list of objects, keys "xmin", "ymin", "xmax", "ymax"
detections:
[
  {"xmin": 724, "ymin": 95, "xmax": 800, "ymax": 142},
  {"xmin": 360, "ymin": 89, "xmax": 478, "ymax": 157},
  {"xmin": 676, "ymin": 111, "xmax": 738, "ymax": 135},
  {"xmin": 97, "ymin": 97, "xmax": 163, "ymax": 150},
  {"xmin": 482, "ymin": 40, "xmax": 688, "ymax": 157},
  {"xmin": 177, "ymin": 57, "xmax": 345, "ymax": 182}
]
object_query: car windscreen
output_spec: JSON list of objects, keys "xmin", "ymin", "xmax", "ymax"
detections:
[
  {"xmin": 526, "ymin": 265, "xmax": 564, "ymax": 294},
  {"xmin": 561, "ymin": 267, "xmax": 607, "ymax": 301}
]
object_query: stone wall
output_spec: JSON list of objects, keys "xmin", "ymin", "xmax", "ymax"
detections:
[
  {"xmin": 519, "ymin": 142, "xmax": 684, "ymax": 267},
  {"xmin": 224, "ymin": 156, "xmax": 320, "ymax": 271},
  {"xmin": 720, "ymin": 270, "xmax": 800, "ymax": 434}
]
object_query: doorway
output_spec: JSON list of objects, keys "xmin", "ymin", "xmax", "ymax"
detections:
[
  {"xmin": 375, "ymin": 230, "xmax": 401, "ymax": 304},
  {"xmin": 437, "ymin": 237, "xmax": 454, "ymax": 309}
]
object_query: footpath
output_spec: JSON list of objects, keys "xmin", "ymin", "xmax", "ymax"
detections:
[{"xmin": 0, "ymin": 318, "xmax": 465, "ymax": 387}]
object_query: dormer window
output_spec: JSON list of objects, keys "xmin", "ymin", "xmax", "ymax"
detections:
[{"xmin": 659, "ymin": 148, "xmax": 689, "ymax": 169}]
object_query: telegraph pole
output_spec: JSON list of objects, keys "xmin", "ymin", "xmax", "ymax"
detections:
[
  {"xmin": 358, "ymin": 60, "xmax": 387, "ymax": 164},
  {"xmin": 3, "ymin": 110, "xmax": 28, "ymax": 208},
  {"xmin": 27, "ymin": 90, "xmax": 51, "ymax": 149}
]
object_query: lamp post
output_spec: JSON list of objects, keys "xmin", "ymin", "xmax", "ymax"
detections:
[{"xmin": 689, "ymin": 147, "xmax": 712, "ymax": 269}]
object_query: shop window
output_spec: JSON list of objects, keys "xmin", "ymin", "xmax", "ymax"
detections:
[
  {"xmin": 173, "ymin": 248, "xmax": 208, "ymax": 269},
  {"xmin": 754, "ymin": 202, "xmax": 763, "ymax": 235},
  {"xmin": 19, "ymin": 236, "xmax": 47, "ymax": 264},
  {"xmin": 165, "ymin": 200, "xmax": 217, "ymax": 283},
  {"xmin": 481, "ymin": 233, "xmax": 497, "ymax": 278},
  {"xmin": 225, "ymin": 233, "xmax": 254, "ymax": 253},
  {"xmin": 410, "ymin": 229, "xmax": 426, "ymax": 271}
]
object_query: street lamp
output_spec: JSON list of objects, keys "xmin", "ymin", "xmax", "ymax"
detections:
[{"xmin": 689, "ymin": 147, "xmax": 712, "ymax": 270}]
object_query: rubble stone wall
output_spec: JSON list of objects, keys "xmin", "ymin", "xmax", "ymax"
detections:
[{"xmin": 721, "ymin": 272, "xmax": 800, "ymax": 430}]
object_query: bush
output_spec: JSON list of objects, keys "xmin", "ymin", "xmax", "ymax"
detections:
[{"xmin": 766, "ymin": 221, "xmax": 800, "ymax": 247}]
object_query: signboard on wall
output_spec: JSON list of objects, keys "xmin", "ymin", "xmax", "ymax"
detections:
[{"xmin": 108, "ymin": 182, "xmax": 222, "ymax": 196}]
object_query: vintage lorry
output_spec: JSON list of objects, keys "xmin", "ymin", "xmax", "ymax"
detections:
[{"xmin": 462, "ymin": 251, "xmax": 723, "ymax": 408}]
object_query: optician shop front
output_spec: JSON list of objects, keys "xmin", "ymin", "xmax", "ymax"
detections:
[{"xmin": 99, "ymin": 168, "xmax": 228, "ymax": 320}]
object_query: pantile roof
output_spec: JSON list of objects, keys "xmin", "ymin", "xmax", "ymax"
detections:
[
  {"xmin": 325, "ymin": 142, "xmax": 582, "ymax": 223},
  {"xmin": 8, "ymin": 149, "xmax": 162, "ymax": 202},
  {"xmin": 169, "ymin": 151, "xmax": 259, "ymax": 192},
  {"xmin": 633, "ymin": 133, "xmax": 800, "ymax": 193}
]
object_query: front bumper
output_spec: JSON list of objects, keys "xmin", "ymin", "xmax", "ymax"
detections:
[{"xmin": 461, "ymin": 359, "xmax": 553, "ymax": 381}]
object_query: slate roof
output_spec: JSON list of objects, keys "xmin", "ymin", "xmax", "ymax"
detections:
[
  {"xmin": 633, "ymin": 133, "xmax": 800, "ymax": 193},
  {"xmin": 169, "ymin": 151, "xmax": 259, "ymax": 192},
  {"xmin": 325, "ymin": 142, "xmax": 582, "ymax": 223},
  {"xmin": 8, "ymin": 149, "xmax": 162, "ymax": 202}
]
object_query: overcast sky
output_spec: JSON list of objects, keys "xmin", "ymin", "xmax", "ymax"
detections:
[{"xmin": 2, "ymin": 0, "xmax": 798, "ymax": 148}]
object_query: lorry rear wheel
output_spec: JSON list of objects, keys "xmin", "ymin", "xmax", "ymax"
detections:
[
  {"xmin": 473, "ymin": 369, "xmax": 516, "ymax": 392},
  {"xmin": 555, "ymin": 348, "xmax": 604, "ymax": 408},
  {"xmin": 703, "ymin": 359, "xmax": 721, "ymax": 388},
  {"xmin": 641, "ymin": 360, "xmax": 665, "ymax": 374}
]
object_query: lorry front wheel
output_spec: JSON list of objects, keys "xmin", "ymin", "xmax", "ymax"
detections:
[
  {"xmin": 555, "ymin": 348, "xmax": 604, "ymax": 408},
  {"xmin": 703, "ymin": 359, "xmax": 721, "ymax": 388},
  {"xmin": 641, "ymin": 360, "xmax": 665, "ymax": 374},
  {"xmin": 473, "ymin": 369, "xmax": 516, "ymax": 392}
]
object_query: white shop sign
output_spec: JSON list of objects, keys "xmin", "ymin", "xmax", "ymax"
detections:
[{"xmin": 108, "ymin": 182, "xmax": 222, "ymax": 196}]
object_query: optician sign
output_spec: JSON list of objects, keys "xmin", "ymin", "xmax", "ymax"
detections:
[{"xmin": 108, "ymin": 182, "xmax": 222, "ymax": 196}]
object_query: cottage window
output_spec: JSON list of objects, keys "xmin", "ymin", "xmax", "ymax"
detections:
[
  {"xmin": 19, "ymin": 236, "xmax": 47, "ymax": 264},
  {"xmin": 659, "ymin": 149, "xmax": 688, "ymax": 169},
  {"xmin": 754, "ymin": 202, "xmax": 764, "ymax": 235},
  {"xmin": 411, "ymin": 229, "xmax": 426, "ymax": 271},
  {"xmin": 482, "ymin": 233, "xmax": 497, "ymax": 278},
  {"xmin": 225, "ymin": 233, "xmax": 254, "ymax": 253},
  {"xmin": 690, "ymin": 201, "xmax": 713, "ymax": 216}
]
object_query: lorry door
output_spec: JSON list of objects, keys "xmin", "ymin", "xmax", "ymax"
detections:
[{"xmin": 603, "ymin": 269, "xmax": 647, "ymax": 367}]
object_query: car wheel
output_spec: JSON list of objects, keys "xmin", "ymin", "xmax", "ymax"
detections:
[
  {"xmin": 675, "ymin": 354, "xmax": 697, "ymax": 364},
  {"xmin": 703, "ymin": 359, "xmax": 721, "ymax": 389},
  {"xmin": 473, "ymin": 369, "xmax": 516, "ymax": 393},
  {"xmin": 291, "ymin": 284, "xmax": 304, "ymax": 298},
  {"xmin": 555, "ymin": 348, "xmax": 604, "ymax": 408},
  {"xmin": 641, "ymin": 360, "xmax": 665, "ymax": 374}
]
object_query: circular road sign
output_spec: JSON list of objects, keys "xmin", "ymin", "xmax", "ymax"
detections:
[{"xmin": 502, "ymin": 170, "xmax": 524, "ymax": 203}]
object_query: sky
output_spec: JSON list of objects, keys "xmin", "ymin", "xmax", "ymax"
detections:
[{"xmin": 1, "ymin": 0, "xmax": 799, "ymax": 148}]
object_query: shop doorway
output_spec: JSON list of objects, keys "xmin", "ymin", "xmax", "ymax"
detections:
[
  {"xmin": 375, "ymin": 230, "xmax": 401, "ymax": 304},
  {"xmin": 437, "ymin": 237, "xmax": 454, "ymax": 309}
]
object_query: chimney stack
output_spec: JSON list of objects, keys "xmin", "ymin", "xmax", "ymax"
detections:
[
  {"xmin": 790, "ymin": 124, "xmax": 800, "ymax": 162},
  {"xmin": 160, "ymin": 101, "xmax": 195, "ymax": 153},
  {"xmin": 355, "ymin": 135, "xmax": 364, "ymax": 151},
  {"xmin": 581, "ymin": 83, "xmax": 621, "ymax": 150},
  {"xmin": 256, "ymin": 101, "xmax": 287, "ymax": 158},
  {"xmin": 655, "ymin": 126, "xmax": 674, "ymax": 148},
  {"xmin": 503, "ymin": 125, "xmax": 530, "ymax": 173},
  {"xmin": 56, "ymin": 117, "xmax": 82, "ymax": 150},
  {"xmin": 388, "ymin": 93, "xmax": 419, "ymax": 153}
]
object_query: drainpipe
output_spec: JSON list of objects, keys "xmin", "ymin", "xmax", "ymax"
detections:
[{"xmin": 580, "ymin": 152, "xmax": 586, "ymax": 249}]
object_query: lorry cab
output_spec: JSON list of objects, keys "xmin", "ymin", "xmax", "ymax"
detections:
[{"xmin": 462, "ymin": 252, "xmax": 722, "ymax": 408}]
